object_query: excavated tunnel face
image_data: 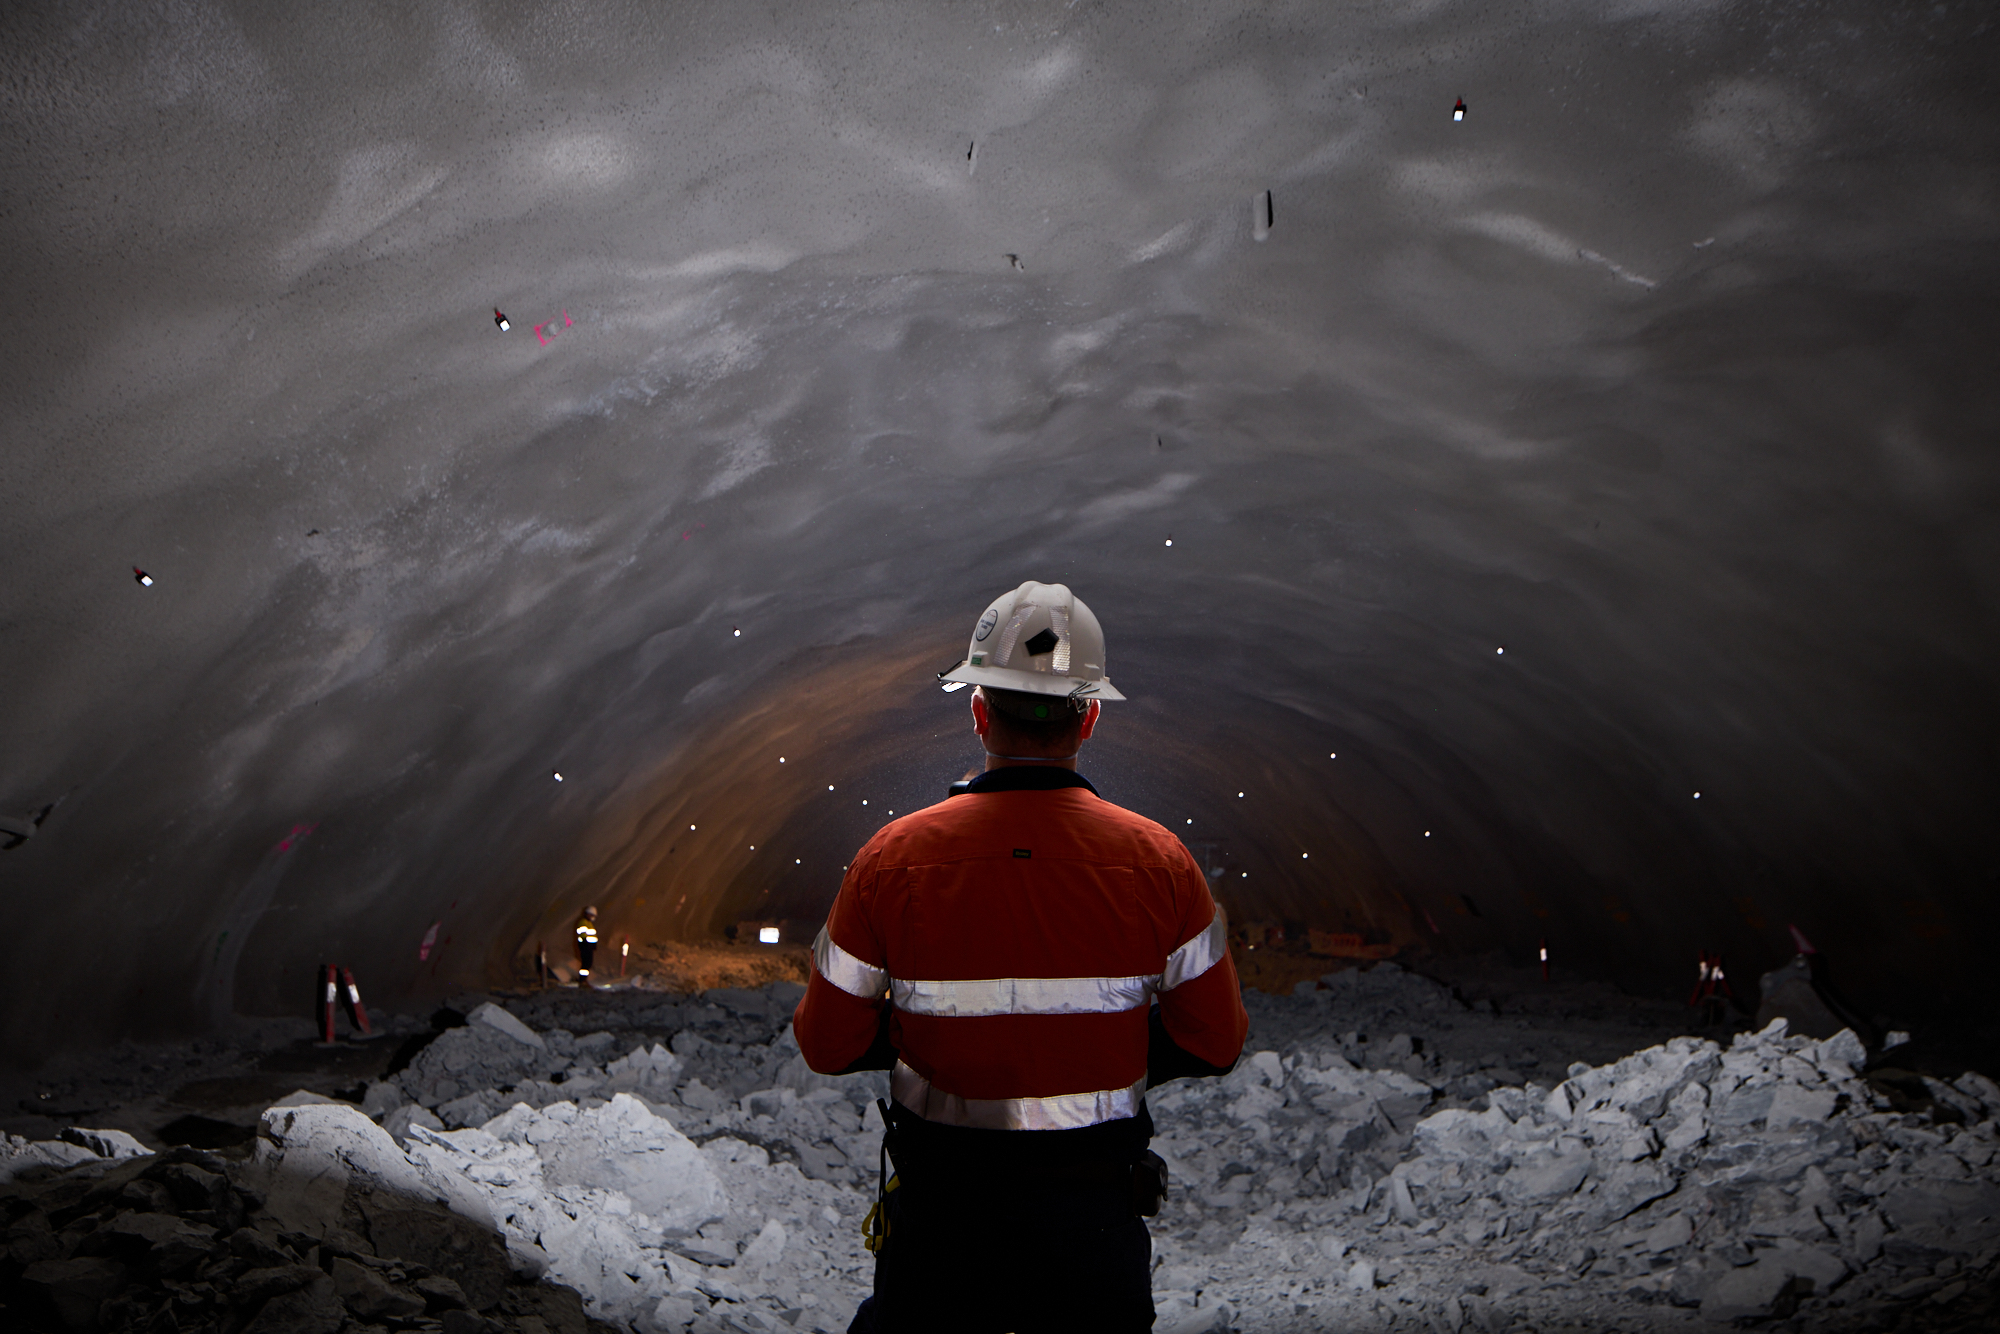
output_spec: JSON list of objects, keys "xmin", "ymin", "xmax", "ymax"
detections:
[{"xmin": 1, "ymin": 2, "xmax": 1997, "ymax": 1064}]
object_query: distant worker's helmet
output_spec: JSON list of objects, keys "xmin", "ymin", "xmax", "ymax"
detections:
[{"xmin": 938, "ymin": 581, "xmax": 1125, "ymax": 702}]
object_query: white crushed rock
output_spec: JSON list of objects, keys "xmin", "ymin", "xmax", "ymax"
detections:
[{"xmin": 8, "ymin": 970, "xmax": 1998, "ymax": 1331}]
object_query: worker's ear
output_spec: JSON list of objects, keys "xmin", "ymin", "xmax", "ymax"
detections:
[
  {"xmin": 970, "ymin": 688, "xmax": 992, "ymax": 737},
  {"xmin": 1078, "ymin": 698, "xmax": 1100, "ymax": 741}
]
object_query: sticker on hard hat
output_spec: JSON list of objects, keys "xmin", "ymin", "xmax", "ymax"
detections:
[
  {"xmin": 975, "ymin": 609, "xmax": 999, "ymax": 641},
  {"xmin": 970, "ymin": 653, "xmax": 986, "ymax": 666}
]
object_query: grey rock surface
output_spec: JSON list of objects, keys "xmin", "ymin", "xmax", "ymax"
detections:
[{"xmin": 6, "ymin": 976, "xmax": 1999, "ymax": 1332}]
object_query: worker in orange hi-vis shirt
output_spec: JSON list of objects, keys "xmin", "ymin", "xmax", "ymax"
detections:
[{"xmin": 793, "ymin": 581, "xmax": 1248, "ymax": 1334}]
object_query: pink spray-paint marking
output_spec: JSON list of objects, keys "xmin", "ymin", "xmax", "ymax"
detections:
[
  {"xmin": 418, "ymin": 921, "xmax": 440, "ymax": 962},
  {"xmin": 532, "ymin": 309, "xmax": 575, "ymax": 348},
  {"xmin": 275, "ymin": 822, "xmax": 317, "ymax": 854},
  {"xmin": 1788, "ymin": 923, "xmax": 1818, "ymax": 955}
]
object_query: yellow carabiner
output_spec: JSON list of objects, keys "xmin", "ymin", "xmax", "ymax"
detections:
[{"xmin": 862, "ymin": 1174, "xmax": 900, "ymax": 1253}]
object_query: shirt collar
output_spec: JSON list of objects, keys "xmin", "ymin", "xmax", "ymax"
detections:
[{"xmin": 950, "ymin": 767, "xmax": 1099, "ymax": 798}]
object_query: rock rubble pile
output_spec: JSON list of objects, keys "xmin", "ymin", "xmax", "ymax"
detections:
[
  {"xmin": 1145, "ymin": 971, "xmax": 2000, "ymax": 1333},
  {"xmin": 5, "ymin": 966, "xmax": 1998, "ymax": 1332},
  {"xmin": 0, "ymin": 1130, "xmax": 618, "ymax": 1334}
]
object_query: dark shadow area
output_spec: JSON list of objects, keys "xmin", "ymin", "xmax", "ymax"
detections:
[
  {"xmin": 0, "ymin": 1141, "xmax": 619, "ymax": 1334},
  {"xmin": 153, "ymin": 1114, "xmax": 255, "ymax": 1152}
]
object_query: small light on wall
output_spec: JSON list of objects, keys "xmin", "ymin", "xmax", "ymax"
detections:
[
  {"xmin": 733, "ymin": 627, "xmax": 741, "ymax": 637},
  {"xmin": 1453, "ymin": 98, "xmax": 1466, "ymax": 122},
  {"xmin": 795, "ymin": 858, "xmax": 801, "ymax": 864},
  {"xmin": 749, "ymin": 845, "xmax": 755, "ymax": 850},
  {"xmin": 494, "ymin": 308, "xmax": 510, "ymax": 331},
  {"xmin": 1496, "ymin": 647, "xmax": 1505, "ymax": 655},
  {"xmin": 1302, "ymin": 852, "xmax": 1310, "ymax": 859},
  {"xmin": 133, "ymin": 567, "xmax": 153, "ymax": 587},
  {"xmin": 828, "ymin": 785, "xmax": 835, "ymax": 791},
  {"xmin": 1329, "ymin": 752, "xmax": 1337, "ymax": 759},
  {"xmin": 862, "ymin": 800, "xmax": 868, "ymax": 806},
  {"xmin": 552, "ymin": 772, "xmax": 563, "ymax": 782},
  {"xmin": 689, "ymin": 824, "xmax": 697, "ymax": 830},
  {"xmin": 1185, "ymin": 818, "xmax": 1193, "ymax": 825},
  {"xmin": 1241, "ymin": 871, "xmax": 1248, "ymax": 878},
  {"xmin": 1164, "ymin": 537, "xmax": 1173, "ymax": 547},
  {"xmin": 1237, "ymin": 792, "xmax": 1245, "ymax": 798},
  {"xmin": 759, "ymin": 926, "xmax": 781, "ymax": 944},
  {"xmin": 1693, "ymin": 791, "xmax": 1701, "ymax": 799}
]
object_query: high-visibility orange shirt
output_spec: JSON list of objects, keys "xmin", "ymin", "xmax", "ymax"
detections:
[{"xmin": 793, "ymin": 770, "xmax": 1247, "ymax": 1131}]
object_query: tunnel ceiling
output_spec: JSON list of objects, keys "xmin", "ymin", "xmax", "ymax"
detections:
[{"xmin": 2, "ymin": 0, "xmax": 1997, "ymax": 1062}]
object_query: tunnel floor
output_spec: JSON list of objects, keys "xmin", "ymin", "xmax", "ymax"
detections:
[{"xmin": 3, "ymin": 960, "xmax": 1996, "ymax": 1331}]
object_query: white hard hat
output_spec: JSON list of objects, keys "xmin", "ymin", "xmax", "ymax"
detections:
[{"xmin": 938, "ymin": 581, "xmax": 1126, "ymax": 701}]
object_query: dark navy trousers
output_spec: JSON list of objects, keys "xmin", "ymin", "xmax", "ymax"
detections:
[{"xmin": 848, "ymin": 1172, "xmax": 1154, "ymax": 1333}]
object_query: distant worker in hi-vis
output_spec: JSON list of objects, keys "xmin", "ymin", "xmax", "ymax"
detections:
[
  {"xmin": 574, "ymin": 906, "xmax": 600, "ymax": 986},
  {"xmin": 794, "ymin": 581, "xmax": 1248, "ymax": 1333}
]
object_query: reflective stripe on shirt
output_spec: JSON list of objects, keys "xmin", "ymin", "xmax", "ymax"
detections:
[
  {"xmin": 814, "ymin": 925, "xmax": 889, "ymax": 1000},
  {"xmin": 847, "ymin": 902, "xmax": 1226, "ymax": 1014},
  {"xmin": 891, "ymin": 973, "xmax": 1156, "ymax": 1017},
  {"xmin": 1160, "ymin": 903, "xmax": 1227, "ymax": 992},
  {"xmin": 892, "ymin": 1060, "xmax": 1146, "ymax": 1131}
]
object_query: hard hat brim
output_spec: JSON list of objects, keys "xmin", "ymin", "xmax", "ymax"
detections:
[{"xmin": 938, "ymin": 661, "xmax": 1125, "ymax": 701}]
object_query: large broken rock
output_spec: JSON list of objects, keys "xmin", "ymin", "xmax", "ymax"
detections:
[
  {"xmin": 1498, "ymin": 1145, "xmax": 1593, "ymax": 1203},
  {"xmin": 57, "ymin": 1126, "xmax": 151, "ymax": 1160},
  {"xmin": 1699, "ymin": 1241, "xmax": 1848, "ymax": 1321},
  {"xmin": 354, "ymin": 1192, "xmax": 512, "ymax": 1311},
  {"xmin": 603, "ymin": 1041, "xmax": 681, "ymax": 1097},
  {"xmin": 22, "ymin": 1256, "xmax": 130, "ymax": 1327},
  {"xmin": 398, "ymin": 1012, "xmax": 562, "ymax": 1107},
  {"xmin": 536, "ymin": 1094, "xmax": 726, "ymax": 1233},
  {"xmin": 241, "ymin": 1269, "xmax": 345, "ymax": 1334},
  {"xmin": 249, "ymin": 1101, "xmax": 427, "ymax": 1233},
  {"xmin": 1754, "ymin": 957, "xmax": 1851, "ymax": 1041},
  {"xmin": 467, "ymin": 1000, "xmax": 546, "ymax": 1049},
  {"xmin": 0, "ymin": 1133, "xmax": 102, "ymax": 1183}
]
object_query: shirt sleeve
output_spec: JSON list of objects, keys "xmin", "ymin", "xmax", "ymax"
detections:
[
  {"xmin": 792, "ymin": 853, "xmax": 892, "ymax": 1075},
  {"xmin": 1154, "ymin": 847, "xmax": 1248, "ymax": 1070}
]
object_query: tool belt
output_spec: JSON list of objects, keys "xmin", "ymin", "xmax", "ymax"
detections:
[{"xmin": 862, "ymin": 1100, "xmax": 1169, "ymax": 1252}]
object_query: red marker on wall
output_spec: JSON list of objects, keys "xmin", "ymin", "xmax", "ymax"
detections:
[
  {"xmin": 1453, "ymin": 98, "xmax": 1466, "ymax": 123},
  {"xmin": 494, "ymin": 308, "xmax": 510, "ymax": 331},
  {"xmin": 133, "ymin": 567, "xmax": 153, "ymax": 587}
]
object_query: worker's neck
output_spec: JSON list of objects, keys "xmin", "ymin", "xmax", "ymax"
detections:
[{"xmin": 982, "ymin": 750, "xmax": 1079, "ymax": 772}]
